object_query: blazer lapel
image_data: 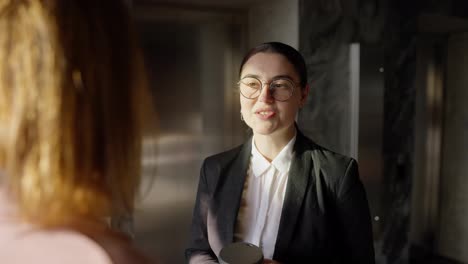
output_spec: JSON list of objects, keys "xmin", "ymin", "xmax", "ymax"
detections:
[
  {"xmin": 214, "ymin": 138, "xmax": 252, "ymax": 247},
  {"xmin": 273, "ymin": 131, "xmax": 313, "ymax": 258}
]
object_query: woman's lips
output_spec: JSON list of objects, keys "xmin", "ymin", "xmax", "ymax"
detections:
[{"xmin": 255, "ymin": 110, "xmax": 276, "ymax": 120}]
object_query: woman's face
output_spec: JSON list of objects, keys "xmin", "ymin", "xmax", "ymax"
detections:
[{"xmin": 240, "ymin": 52, "xmax": 309, "ymax": 138}]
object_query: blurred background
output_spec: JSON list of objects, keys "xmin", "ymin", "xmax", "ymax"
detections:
[{"xmin": 129, "ymin": 0, "xmax": 468, "ymax": 263}]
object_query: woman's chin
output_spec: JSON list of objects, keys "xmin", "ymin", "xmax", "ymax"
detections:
[
  {"xmin": 251, "ymin": 125, "xmax": 278, "ymax": 136},
  {"xmin": 251, "ymin": 122, "xmax": 296, "ymax": 139}
]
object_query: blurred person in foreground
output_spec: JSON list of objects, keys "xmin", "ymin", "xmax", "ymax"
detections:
[
  {"xmin": 0, "ymin": 0, "xmax": 154, "ymax": 263},
  {"xmin": 186, "ymin": 42, "xmax": 375, "ymax": 263}
]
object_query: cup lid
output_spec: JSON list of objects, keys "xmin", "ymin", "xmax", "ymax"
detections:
[{"xmin": 219, "ymin": 242, "xmax": 263, "ymax": 264}]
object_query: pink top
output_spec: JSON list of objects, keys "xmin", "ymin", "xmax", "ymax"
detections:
[{"xmin": 0, "ymin": 189, "xmax": 153, "ymax": 264}]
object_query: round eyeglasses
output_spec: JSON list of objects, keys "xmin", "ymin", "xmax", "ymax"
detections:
[{"xmin": 238, "ymin": 76, "xmax": 298, "ymax": 102}]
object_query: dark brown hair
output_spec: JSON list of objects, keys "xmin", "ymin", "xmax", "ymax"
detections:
[{"xmin": 239, "ymin": 42, "xmax": 308, "ymax": 88}]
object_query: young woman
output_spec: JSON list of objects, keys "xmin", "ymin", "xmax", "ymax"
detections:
[
  {"xmin": 0, "ymin": 1, "xmax": 153, "ymax": 263},
  {"xmin": 187, "ymin": 42, "xmax": 375, "ymax": 263}
]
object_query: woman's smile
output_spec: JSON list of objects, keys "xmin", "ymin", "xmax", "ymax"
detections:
[{"xmin": 255, "ymin": 108, "xmax": 276, "ymax": 120}]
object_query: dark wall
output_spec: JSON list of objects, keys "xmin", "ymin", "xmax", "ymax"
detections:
[{"xmin": 299, "ymin": 0, "xmax": 468, "ymax": 263}]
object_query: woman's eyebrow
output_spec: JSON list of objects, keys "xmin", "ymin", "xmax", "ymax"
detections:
[
  {"xmin": 272, "ymin": 75, "xmax": 295, "ymax": 80},
  {"xmin": 241, "ymin": 73, "xmax": 261, "ymax": 79},
  {"xmin": 241, "ymin": 74, "xmax": 295, "ymax": 80}
]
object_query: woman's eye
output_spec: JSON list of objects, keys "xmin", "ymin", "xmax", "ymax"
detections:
[{"xmin": 272, "ymin": 84, "xmax": 285, "ymax": 88}]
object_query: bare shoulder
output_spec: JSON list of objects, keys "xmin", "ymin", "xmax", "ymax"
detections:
[
  {"xmin": 0, "ymin": 227, "xmax": 154, "ymax": 264},
  {"xmin": 0, "ymin": 228, "xmax": 114, "ymax": 264}
]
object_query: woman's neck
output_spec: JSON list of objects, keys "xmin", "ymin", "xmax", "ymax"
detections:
[{"xmin": 253, "ymin": 125, "xmax": 296, "ymax": 162}]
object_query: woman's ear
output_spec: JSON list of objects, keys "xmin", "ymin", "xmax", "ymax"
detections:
[{"xmin": 300, "ymin": 84, "xmax": 310, "ymax": 106}]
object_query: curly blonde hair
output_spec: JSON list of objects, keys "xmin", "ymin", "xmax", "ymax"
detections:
[{"xmin": 0, "ymin": 0, "xmax": 150, "ymax": 226}]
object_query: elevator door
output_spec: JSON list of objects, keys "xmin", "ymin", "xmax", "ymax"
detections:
[
  {"xmin": 133, "ymin": 13, "xmax": 245, "ymax": 264},
  {"xmin": 437, "ymin": 32, "xmax": 468, "ymax": 263}
]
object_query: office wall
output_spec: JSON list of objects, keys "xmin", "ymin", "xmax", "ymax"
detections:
[{"xmin": 247, "ymin": 0, "xmax": 299, "ymax": 49}]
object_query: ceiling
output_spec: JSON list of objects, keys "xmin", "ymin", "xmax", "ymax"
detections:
[{"xmin": 133, "ymin": 0, "xmax": 268, "ymax": 9}]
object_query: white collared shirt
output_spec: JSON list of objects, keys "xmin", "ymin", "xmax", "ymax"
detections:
[{"xmin": 234, "ymin": 134, "xmax": 296, "ymax": 259}]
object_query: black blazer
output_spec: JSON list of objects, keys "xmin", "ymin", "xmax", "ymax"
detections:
[{"xmin": 186, "ymin": 130, "xmax": 375, "ymax": 263}]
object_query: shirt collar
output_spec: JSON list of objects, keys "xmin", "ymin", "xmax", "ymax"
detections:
[{"xmin": 250, "ymin": 133, "xmax": 296, "ymax": 177}]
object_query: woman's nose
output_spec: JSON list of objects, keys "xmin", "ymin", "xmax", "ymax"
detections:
[{"xmin": 258, "ymin": 83, "xmax": 274, "ymax": 103}]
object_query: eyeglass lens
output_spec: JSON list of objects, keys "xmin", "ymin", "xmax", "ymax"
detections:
[{"xmin": 239, "ymin": 77, "xmax": 294, "ymax": 101}]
